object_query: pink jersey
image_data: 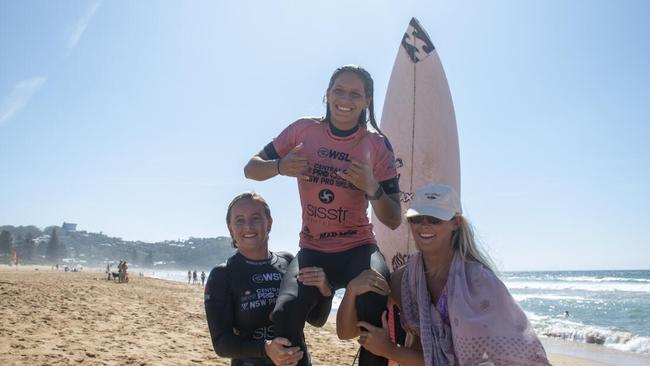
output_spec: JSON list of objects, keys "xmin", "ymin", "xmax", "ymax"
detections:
[{"xmin": 272, "ymin": 118, "xmax": 398, "ymax": 253}]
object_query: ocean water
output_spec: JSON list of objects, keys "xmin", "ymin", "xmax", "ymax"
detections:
[
  {"xmin": 503, "ymin": 270, "xmax": 650, "ymax": 355},
  {"xmin": 148, "ymin": 269, "xmax": 204, "ymax": 284},
  {"xmin": 149, "ymin": 269, "xmax": 650, "ymax": 355}
]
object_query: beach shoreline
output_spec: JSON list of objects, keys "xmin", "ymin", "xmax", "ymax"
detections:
[{"xmin": 2, "ymin": 265, "xmax": 646, "ymax": 365}]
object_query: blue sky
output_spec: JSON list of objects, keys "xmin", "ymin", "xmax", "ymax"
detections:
[{"xmin": 1, "ymin": 0, "xmax": 648, "ymax": 271}]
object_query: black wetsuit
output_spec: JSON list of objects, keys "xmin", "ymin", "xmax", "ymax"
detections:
[
  {"xmin": 272, "ymin": 245, "xmax": 390, "ymax": 366},
  {"xmin": 205, "ymin": 251, "xmax": 332, "ymax": 366}
]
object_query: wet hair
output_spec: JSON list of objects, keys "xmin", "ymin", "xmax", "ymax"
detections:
[
  {"xmin": 225, "ymin": 192, "xmax": 272, "ymax": 248},
  {"xmin": 324, "ymin": 64, "xmax": 383, "ymax": 135},
  {"xmin": 452, "ymin": 216, "xmax": 496, "ymax": 273}
]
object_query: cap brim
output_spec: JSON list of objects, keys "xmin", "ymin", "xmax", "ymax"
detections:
[{"xmin": 406, "ymin": 206, "xmax": 455, "ymax": 221}]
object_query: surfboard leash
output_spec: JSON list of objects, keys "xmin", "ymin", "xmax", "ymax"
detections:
[{"xmin": 351, "ymin": 347, "xmax": 360, "ymax": 366}]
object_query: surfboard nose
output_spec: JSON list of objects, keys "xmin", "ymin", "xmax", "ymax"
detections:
[{"xmin": 402, "ymin": 17, "xmax": 436, "ymax": 63}]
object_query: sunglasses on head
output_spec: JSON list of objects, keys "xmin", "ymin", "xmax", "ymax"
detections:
[{"xmin": 407, "ymin": 215, "xmax": 445, "ymax": 225}]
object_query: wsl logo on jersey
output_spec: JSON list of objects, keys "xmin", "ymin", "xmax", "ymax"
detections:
[
  {"xmin": 252, "ymin": 272, "xmax": 282, "ymax": 284},
  {"xmin": 317, "ymin": 147, "xmax": 352, "ymax": 162},
  {"xmin": 318, "ymin": 189, "xmax": 335, "ymax": 204}
]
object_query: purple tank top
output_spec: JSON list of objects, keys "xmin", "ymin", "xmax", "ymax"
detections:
[{"xmin": 437, "ymin": 285, "xmax": 450, "ymax": 326}]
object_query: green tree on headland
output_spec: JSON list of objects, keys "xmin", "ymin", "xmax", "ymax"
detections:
[
  {"xmin": 0, "ymin": 230, "xmax": 13, "ymax": 254},
  {"xmin": 0, "ymin": 230, "xmax": 13, "ymax": 265},
  {"xmin": 130, "ymin": 248, "xmax": 139, "ymax": 265},
  {"xmin": 21, "ymin": 232, "xmax": 36, "ymax": 262},
  {"xmin": 46, "ymin": 229, "xmax": 65, "ymax": 262},
  {"xmin": 145, "ymin": 251, "xmax": 154, "ymax": 267}
]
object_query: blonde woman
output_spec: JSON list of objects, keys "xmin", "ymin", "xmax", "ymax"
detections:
[{"xmin": 337, "ymin": 184, "xmax": 551, "ymax": 366}]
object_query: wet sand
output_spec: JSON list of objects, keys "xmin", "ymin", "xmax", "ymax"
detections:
[{"xmin": 0, "ymin": 266, "xmax": 610, "ymax": 365}]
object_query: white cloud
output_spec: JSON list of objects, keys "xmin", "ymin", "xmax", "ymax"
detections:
[
  {"xmin": 0, "ymin": 77, "xmax": 47, "ymax": 126},
  {"xmin": 67, "ymin": 0, "xmax": 102, "ymax": 49}
]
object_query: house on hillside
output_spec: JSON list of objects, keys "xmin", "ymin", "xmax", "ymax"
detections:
[{"xmin": 62, "ymin": 222, "xmax": 77, "ymax": 232}]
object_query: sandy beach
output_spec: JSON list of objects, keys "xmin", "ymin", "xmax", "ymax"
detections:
[{"xmin": 0, "ymin": 266, "xmax": 611, "ymax": 365}]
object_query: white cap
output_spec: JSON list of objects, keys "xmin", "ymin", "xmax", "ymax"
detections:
[{"xmin": 405, "ymin": 184, "xmax": 462, "ymax": 220}]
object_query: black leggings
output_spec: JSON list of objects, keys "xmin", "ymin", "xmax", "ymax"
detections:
[{"xmin": 271, "ymin": 244, "xmax": 389, "ymax": 366}]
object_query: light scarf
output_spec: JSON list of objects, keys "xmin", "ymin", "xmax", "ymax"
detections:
[
  {"xmin": 401, "ymin": 252, "xmax": 551, "ymax": 366},
  {"xmin": 400, "ymin": 251, "xmax": 456, "ymax": 366}
]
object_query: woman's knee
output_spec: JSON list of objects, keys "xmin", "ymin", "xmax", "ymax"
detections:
[
  {"xmin": 271, "ymin": 294, "xmax": 298, "ymax": 325},
  {"xmin": 272, "ymin": 288, "xmax": 322, "ymax": 325},
  {"xmin": 369, "ymin": 248, "xmax": 389, "ymax": 277},
  {"xmin": 355, "ymin": 291, "xmax": 388, "ymax": 323}
]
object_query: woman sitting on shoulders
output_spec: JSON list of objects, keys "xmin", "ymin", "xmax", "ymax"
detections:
[
  {"xmin": 244, "ymin": 65, "xmax": 401, "ymax": 366},
  {"xmin": 337, "ymin": 184, "xmax": 551, "ymax": 366}
]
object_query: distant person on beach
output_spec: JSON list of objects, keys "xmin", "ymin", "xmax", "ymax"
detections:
[
  {"xmin": 205, "ymin": 192, "xmax": 333, "ymax": 366},
  {"xmin": 106, "ymin": 263, "xmax": 111, "ymax": 281},
  {"xmin": 244, "ymin": 65, "xmax": 401, "ymax": 366},
  {"xmin": 564, "ymin": 311, "xmax": 570, "ymax": 317},
  {"xmin": 188, "ymin": 270, "xmax": 192, "ymax": 284},
  {"xmin": 118, "ymin": 261, "xmax": 123, "ymax": 283},
  {"xmin": 201, "ymin": 271, "xmax": 206, "ymax": 286},
  {"xmin": 122, "ymin": 261, "xmax": 128, "ymax": 283},
  {"xmin": 337, "ymin": 184, "xmax": 551, "ymax": 366},
  {"xmin": 193, "ymin": 270, "xmax": 198, "ymax": 284},
  {"xmin": 118, "ymin": 261, "xmax": 128, "ymax": 283}
]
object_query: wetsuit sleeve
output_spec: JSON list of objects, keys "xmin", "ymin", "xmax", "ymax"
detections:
[
  {"xmin": 380, "ymin": 177, "xmax": 400, "ymax": 195},
  {"xmin": 263, "ymin": 142, "xmax": 280, "ymax": 160},
  {"xmin": 204, "ymin": 266, "xmax": 267, "ymax": 359},
  {"xmin": 306, "ymin": 294, "xmax": 333, "ymax": 328}
]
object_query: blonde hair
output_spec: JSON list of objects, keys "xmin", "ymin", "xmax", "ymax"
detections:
[
  {"xmin": 452, "ymin": 215, "xmax": 496, "ymax": 273},
  {"xmin": 226, "ymin": 192, "xmax": 271, "ymax": 248}
]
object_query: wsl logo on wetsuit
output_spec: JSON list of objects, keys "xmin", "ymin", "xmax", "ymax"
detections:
[
  {"xmin": 252, "ymin": 272, "xmax": 282, "ymax": 284},
  {"xmin": 317, "ymin": 147, "xmax": 352, "ymax": 162},
  {"xmin": 318, "ymin": 189, "xmax": 335, "ymax": 204}
]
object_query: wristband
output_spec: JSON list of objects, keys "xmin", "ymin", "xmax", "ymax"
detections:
[{"xmin": 365, "ymin": 185, "xmax": 384, "ymax": 201}]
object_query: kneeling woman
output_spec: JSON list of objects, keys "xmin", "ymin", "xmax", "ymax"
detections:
[
  {"xmin": 205, "ymin": 193, "xmax": 333, "ymax": 366},
  {"xmin": 337, "ymin": 184, "xmax": 551, "ymax": 366}
]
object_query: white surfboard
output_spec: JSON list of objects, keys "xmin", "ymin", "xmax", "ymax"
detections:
[{"xmin": 374, "ymin": 18, "xmax": 461, "ymax": 272}]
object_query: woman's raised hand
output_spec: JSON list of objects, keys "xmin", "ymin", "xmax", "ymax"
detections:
[
  {"xmin": 347, "ymin": 269, "xmax": 389, "ymax": 297},
  {"xmin": 297, "ymin": 266, "xmax": 332, "ymax": 297},
  {"xmin": 278, "ymin": 143, "xmax": 309, "ymax": 178},
  {"xmin": 339, "ymin": 159, "xmax": 378, "ymax": 196}
]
